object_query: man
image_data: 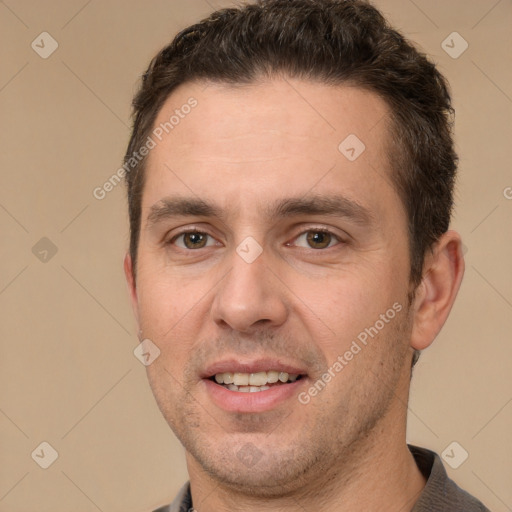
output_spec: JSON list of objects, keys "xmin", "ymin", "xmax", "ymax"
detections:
[{"xmin": 123, "ymin": 0, "xmax": 490, "ymax": 510}]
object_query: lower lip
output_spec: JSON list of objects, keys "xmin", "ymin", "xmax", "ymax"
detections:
[{"xmin": 203, "ymin": 378, "xmax": 306, "ymax": 413}]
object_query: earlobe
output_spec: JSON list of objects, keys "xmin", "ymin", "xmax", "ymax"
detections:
[
  {"xmin": 410, "ymin": 231, "xmax": 465, "ymax": 351},
  {"xmin": 123, "ymin": 252, "xmax": 140, "ymax": 328}
]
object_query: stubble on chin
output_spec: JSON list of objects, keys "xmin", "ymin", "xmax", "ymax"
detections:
[{"xmin": 146, "ymin": 301, "xmax": 414, "ymax": 497}]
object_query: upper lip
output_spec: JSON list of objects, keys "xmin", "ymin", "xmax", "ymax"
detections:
[{"xmin": 201, "ymin": 358, "xmax": 308, "ymax": 379}]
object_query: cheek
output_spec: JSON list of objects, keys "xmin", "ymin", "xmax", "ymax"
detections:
[
  {"xmin": 294, "ymin": 266, "xmax": 404, "ymax": 356},
  {"xmin": 136, "ymin": 271, "xmax": 184, "ymax": 343},
  {"xmin": 136, "ymin": 269, "xmax": 214, "ymax": 362},
  {"xmin": 138, "ymin": 281, "xmax": 172, "ymax": 330}
]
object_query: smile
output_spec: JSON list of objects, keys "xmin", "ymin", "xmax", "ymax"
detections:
[
  {"xmin": 211, "ymin": 371, "xmax": 302, "ymax": 392},
  {"xmin": 201, "ymin": 359, "xmax": 308, "ymax": 412}
]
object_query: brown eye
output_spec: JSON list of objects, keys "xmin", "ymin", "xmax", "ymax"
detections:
[
  {"xmin": 307, "ymin": 231, "xmax": 332, "ymax": 249},
  {"xmin": 173, "ymin": 231, "xmax": 213, "ymax": 249},
  {"xmin": 294, "ymin": 230, "xmax": 340, "ymax": 250}
]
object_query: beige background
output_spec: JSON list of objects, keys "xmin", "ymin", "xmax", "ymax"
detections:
[{"xmin": 0, "ymin": 0, "xmax": 511, "ymax": 510}]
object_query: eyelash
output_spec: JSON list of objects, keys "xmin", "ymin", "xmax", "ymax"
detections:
[{"xmin": 167, "ymin": 227, "xmax": 345, "ymax": 251}]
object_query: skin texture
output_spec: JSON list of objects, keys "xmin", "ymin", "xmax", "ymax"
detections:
[{"xmin": 124, "ymin": 78, "xmax": 465, "ymax": 511}]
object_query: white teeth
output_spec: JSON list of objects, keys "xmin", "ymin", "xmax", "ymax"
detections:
[
  {"xmin": 213, "ymin": 370, "xmax": 300, "ymax": 390},
  {"xmin": 267, "ymin": 370, "xmax": 279, "ymax": 383},
  {"xmin": 249, "ymin": 372, "xmax": 268, "ymax": 386},
  {"xmin": 224, "ymin": 384, "xmax": 272, "ymax": 393},
  {"xmin": 233, "ymin": 373, "xmax": 249, "ymax": 386}
]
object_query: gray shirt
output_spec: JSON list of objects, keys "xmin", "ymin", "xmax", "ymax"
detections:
[{"xmin": 153, "ymin": 445, "xmax": 491, "ymax": 511}]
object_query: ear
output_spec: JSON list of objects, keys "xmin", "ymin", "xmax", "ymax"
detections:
[
  {"xmin": 124, "ymin": 252, "xmax": 140, "ymax": 330},
  {"xmin": 410, "ymin": 230, "xmax": 465, "ymax": 351}
]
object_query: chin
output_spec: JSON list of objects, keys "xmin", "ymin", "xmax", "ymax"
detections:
[
  {"xmin": 201, "ymin": 461, "xmax": 310, "ymax": 497},
  {"xmin": 184, "ymin": 431, "xmax": 326, "ymax": 497}
]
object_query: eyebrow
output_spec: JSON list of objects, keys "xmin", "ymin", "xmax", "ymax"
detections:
[{"xmin": 145, "ymin": 194, "xmax": 374, "ymax": 229}]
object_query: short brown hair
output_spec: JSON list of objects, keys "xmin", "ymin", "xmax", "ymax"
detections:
[{"xmin": 124, "ymin": 0, "xmax": 457, "ymax": 291}]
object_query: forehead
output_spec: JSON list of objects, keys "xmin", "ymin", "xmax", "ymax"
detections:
[
  {"xmin": 141, "ymin": 78, "xmax": 399, "ymax": 221},
  {"xmin": 152, "ymin": 79, "xmax": 389, "ymax": 158}
]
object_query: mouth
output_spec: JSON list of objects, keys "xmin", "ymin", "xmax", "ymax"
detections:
[
  {"xmin": 201, "ymin": 359, "xmax": 308, "ymax": 412},
  {"xmin": 208, "ymin": 370, "xmax": 304, "ymax": 393}
]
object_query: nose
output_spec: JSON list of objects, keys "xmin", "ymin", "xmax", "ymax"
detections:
[{"xmin": 210, "ymin": 242, "xmax": 288, "ymax": 333}]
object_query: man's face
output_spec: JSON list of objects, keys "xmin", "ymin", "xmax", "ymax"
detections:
[{"xmin": 126, "ymin": 78, "xmax": 417, "ymax": 494}]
